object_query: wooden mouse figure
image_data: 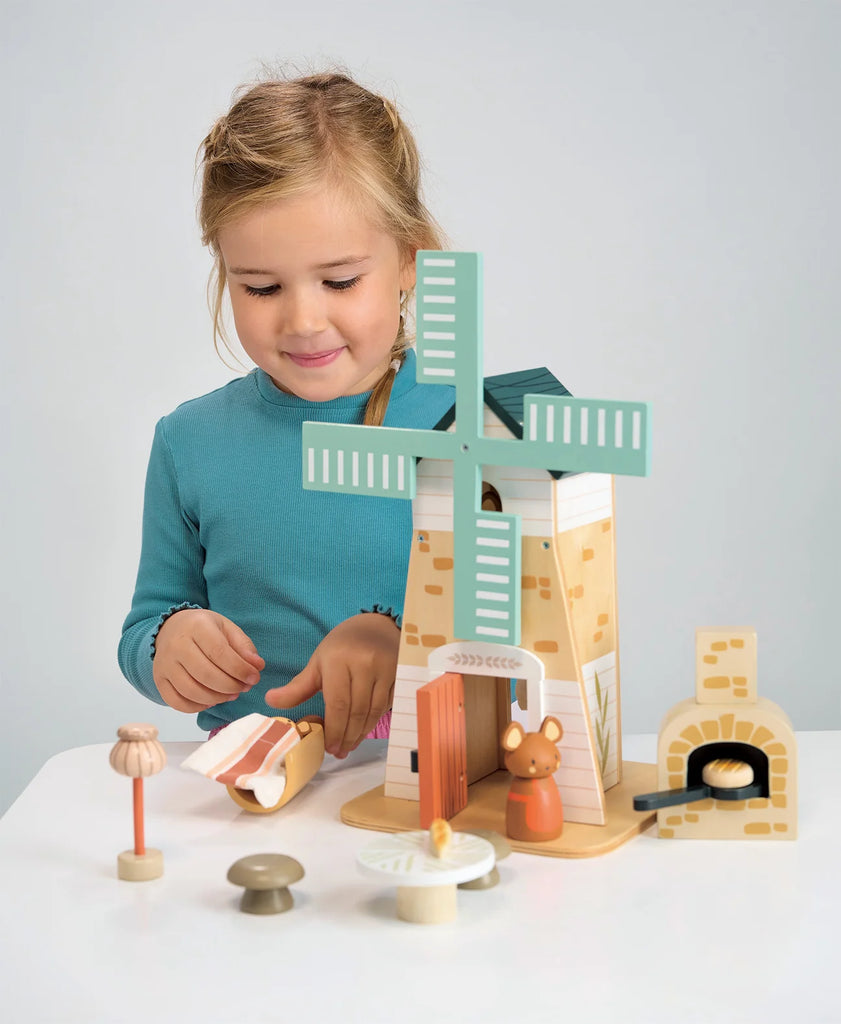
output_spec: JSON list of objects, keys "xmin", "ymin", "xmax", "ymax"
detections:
[{"xmin": 501, "ymin": 716, "xmax": 564, "ymax": 842}]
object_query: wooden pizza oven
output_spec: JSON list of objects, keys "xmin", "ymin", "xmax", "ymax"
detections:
[{"xmin": 653, "ymin": 628, "xmax": 797, "ymax": 840}]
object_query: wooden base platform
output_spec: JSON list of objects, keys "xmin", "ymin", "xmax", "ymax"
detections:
[{"xmin": 341, "ymin": 760, "xmax": 657, "ymax": 858}]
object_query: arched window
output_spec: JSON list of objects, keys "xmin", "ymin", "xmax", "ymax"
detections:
[{"xmin": 481, "ymin": 481, "xmax": 502, "ymax": 512}]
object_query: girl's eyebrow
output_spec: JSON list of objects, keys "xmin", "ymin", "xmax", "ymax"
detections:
[
  {"xmin": 228, "ymin": 255, "xmax": 370, "ymax": 276},
  {"xmin": 228, "ymin": 265, "xmax": 275, "ymax": 276},
  {"xmin": 316, "ymin": 255, "xmax": 370, "ymax": 270}
]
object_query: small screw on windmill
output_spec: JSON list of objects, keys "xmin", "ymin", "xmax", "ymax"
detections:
[{"xmin": 304, "ymin": 252, "xmax": 655, "ymax": 855}]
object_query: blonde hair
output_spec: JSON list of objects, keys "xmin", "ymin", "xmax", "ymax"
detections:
[{"xmin": 198, "ymin": 71, "xmax": 444, "ymax": 424}]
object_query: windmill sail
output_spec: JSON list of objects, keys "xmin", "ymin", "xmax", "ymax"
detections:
[
  {"xmin": 415, "ymin": 251, "xmax": 481, "ymax": 391},
  {"xmin": 303, "ymin": 423, "xmax": 417, "ymax": 499},
  {"xmin": 523, "ymin": 395, "xmax": 651, "ymax": 477},
  {"xmin": 456, "ymin": 511, "xmax": 522, "ymax": 645}
]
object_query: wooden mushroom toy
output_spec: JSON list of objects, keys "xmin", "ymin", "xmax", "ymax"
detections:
[
  {"xmin": 357, "ymin": 822, "xmax": 495, "ymax": 924},
  {"xmin": 109, "ymin": 723, "xmax": 167, "ymax": 881},
  {"xmin": 227, "ymin": 854, "xmax": 305, "ymax": 914},
  {"xmin": 457, "ymin": 830, "xmax": 511, "ymax": 890}
]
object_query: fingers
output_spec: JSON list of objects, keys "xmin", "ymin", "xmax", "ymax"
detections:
[
  {"xmin": 338, "ymin": 674, "xmax": 392, "ymax": 757},
  {"xmin": 267, "ymin": 614, "xmax": 399, "ymax": 757},
  {"xmin": 267, "ymin": 662, "xmax": 389, "ymax": 758},
  {"xmin": 153, "ymin": 609, "xmax": 263, "ymax": 713},
  {"xmin": 219, "ymin": 616, "xmax": 266, "ymax": 672},
  {"xmin": 267, "ymin": 665, "xmax": 354, "ymax": 758},
  {"xmin": 182, "ymin": 637, "xmax": 259, "ymax": 695},
  {"xmin": 324, "ymin": 666, "xmax": 393, "ymax": 759},
  {"xmin": 278, "ymin": 660, "xmax": 364, "ymax": 757},
  {"xmin": 190, "ymin": 627, "xmax": 262, "ymax": 691},
  {"xmin": 265, "ymin": 661, "xmax": 320, "ymax": 710},
  {"xmin": 354, "ymin": 676, "xmax": 394, "ymax": 745},
  {"xmin": 154, "ymin": 669, "xmax": 231, "ymax": 714},
  {"xmin": 266, "ymin": 661, "xmax": 354, "ymax": 757},
  {"xmin": 321, "ymin": 665, "xmax": 353, "ymax": 758}
]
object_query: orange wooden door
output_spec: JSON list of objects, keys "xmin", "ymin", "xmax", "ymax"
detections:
[{"xmin": 417, "ymin": 672, "xmax": 468, "ymax": 828}]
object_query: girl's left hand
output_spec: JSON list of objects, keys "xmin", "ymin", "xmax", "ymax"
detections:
[{"xmin": 265, "ymin": 612, "xmax": 399, "ymax": 758}]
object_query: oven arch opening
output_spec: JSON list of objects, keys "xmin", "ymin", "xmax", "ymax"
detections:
[{"xmin": 686, "ymin": 742, "xmax": 770, "ymax": 798}]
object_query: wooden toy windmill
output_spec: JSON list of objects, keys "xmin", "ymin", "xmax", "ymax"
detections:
[{"xmin": 304, "ymin": 252, "xmax": 655, "ymax": 855}]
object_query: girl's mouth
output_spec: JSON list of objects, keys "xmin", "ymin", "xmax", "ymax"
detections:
[{"xmin": 285, "ymin": 348, "xmax": 344, "ymax": 368}]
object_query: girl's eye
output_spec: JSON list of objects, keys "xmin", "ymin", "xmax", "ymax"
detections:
[
  {"xmin": 324, "ymin": 276, "xmax": 360, "ymax": 291},
  {"xmin": 244, "ymin": 284, "xmax": 279, "ymax": 298}
]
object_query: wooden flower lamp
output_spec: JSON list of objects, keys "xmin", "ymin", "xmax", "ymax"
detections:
[{"xmin": 109, "ymin": 723, "xmax": 167, "ymax": 880}]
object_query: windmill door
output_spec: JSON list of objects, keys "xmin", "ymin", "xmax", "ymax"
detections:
[{"xmin": 416, "ymin": 672, "xmax": 468, "ymax": 828}]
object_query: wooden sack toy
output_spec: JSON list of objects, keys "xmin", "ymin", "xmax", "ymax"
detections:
[{"xmin": 181, "ymin": 714, "xmax": 325, "ymax": 813}]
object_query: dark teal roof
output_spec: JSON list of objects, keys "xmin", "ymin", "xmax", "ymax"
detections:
[
  {"xmin": 483, "ymin": 367, "xmax": 571, "ymax": 434},
  {"xmin": 434, "ymin": 367, "xmax": 572, "ymax": 478}
]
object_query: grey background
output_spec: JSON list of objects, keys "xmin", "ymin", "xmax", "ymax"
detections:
[{"xmin": 2, "ymin": 0, "xmax": 838, "ymax": 816}]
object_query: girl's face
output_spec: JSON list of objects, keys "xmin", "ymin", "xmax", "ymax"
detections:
[{"xmin": 218, "ymin": 185, "xmax": 415, "ymax": 402}]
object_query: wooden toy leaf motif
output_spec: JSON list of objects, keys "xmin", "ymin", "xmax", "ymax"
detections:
[
  {"xmin": 357, "ymin": 832, "xmax": 491, "ymax": 876},
  {"xmin": 449, "ymin": 653, "xmax": 523, "ymax": 671}
]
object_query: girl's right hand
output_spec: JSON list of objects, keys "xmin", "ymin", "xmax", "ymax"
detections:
[{"xmin": 152, "ymin": 608, "xmax": 265, "ymax": 713}]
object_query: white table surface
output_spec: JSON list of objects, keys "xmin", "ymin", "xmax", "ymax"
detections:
[{"xmin": 1, "ymin": 732, "xmax": 839, "ymax": 1024}]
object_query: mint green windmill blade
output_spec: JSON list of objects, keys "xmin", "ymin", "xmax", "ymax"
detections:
[
  {"xmin": 474, "ymin": 396, "xmax": 652, "ymax": 477},
  {"xmin": 453, "ymin": 509, "xmax": 522, "ymax": 646},
  {"xmin": 528, "ymin": 396, "xmax": 651, "ymax": 476},
  {"xmin": 303, "ymin": 422, "xmax": 418, "ymax": 499},
  {"xmin": 302, "ymin": 421, "xmax": 458, "ymax": 498},
  {"xmin": 415, "ymin": 251, "xmax": 482, "ymax": 402}
]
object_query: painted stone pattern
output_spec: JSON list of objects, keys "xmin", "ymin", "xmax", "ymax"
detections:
[
  {"xmin": 695, "ymin": 629, "xmax": 758, "ymax": 704},
  {"xmin": 400, "ymin": 530, "xmax": 455, "ymax": 665},
  {"xmin": 399, "ymin": 527, "xmax": 610, "ymax": 691},
  {"xmin": 556, "ymin": 516, "xmax": 617, "ymax": 667}
]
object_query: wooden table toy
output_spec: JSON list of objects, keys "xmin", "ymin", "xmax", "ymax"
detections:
[{"xmin": 357, "ymin": 825, "xmax": 495, "ymax": 924}]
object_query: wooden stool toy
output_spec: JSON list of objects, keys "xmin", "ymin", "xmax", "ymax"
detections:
[{"xmin": 109, "ymin": 723, "xmax": 166, "ymax": 881}]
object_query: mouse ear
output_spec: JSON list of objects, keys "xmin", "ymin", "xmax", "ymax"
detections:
[
  {"xmin": 540, "ymin": 716, "xmax": 563, "ymax": 744},
  {"xmin": 501, "ymin": 721, "xmax": 525, "ymax": 752}
]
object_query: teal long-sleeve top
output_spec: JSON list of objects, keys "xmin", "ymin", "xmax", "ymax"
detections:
[{"xmin": 118, "ymin": 350, "xmax": 455, "ymax": 733}]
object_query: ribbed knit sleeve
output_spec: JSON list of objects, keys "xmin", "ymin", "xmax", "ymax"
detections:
[{"xmin": 117, "ymin": 418, "xmax": 208, "ymax": 703}]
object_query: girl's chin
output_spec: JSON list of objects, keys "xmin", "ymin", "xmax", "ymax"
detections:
[{"xmin": 269, "ymin": 372, "xmax": 347, "ymax": 403}]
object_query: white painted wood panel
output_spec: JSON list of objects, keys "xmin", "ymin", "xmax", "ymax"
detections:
[
  {"xmin": 543, "ymin": 676, "xmax": 607, "ymax": 824},
  {"xmin": 413, "ymin": 406, "xmax": 558, "ymax": 535},
  {"xmin": 554, "ymin": 472, "xmax": 613, "ymax": 531}
]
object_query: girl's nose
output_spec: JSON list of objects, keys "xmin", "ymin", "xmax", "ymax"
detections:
[{"xmin": 284, "ymin": 288, "xmax": 328, "ymax": 337}]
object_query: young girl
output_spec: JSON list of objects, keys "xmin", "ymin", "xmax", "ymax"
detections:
[{"xmin": 118, "ymin": 72, "xmax": 455, "ymax": 759}]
